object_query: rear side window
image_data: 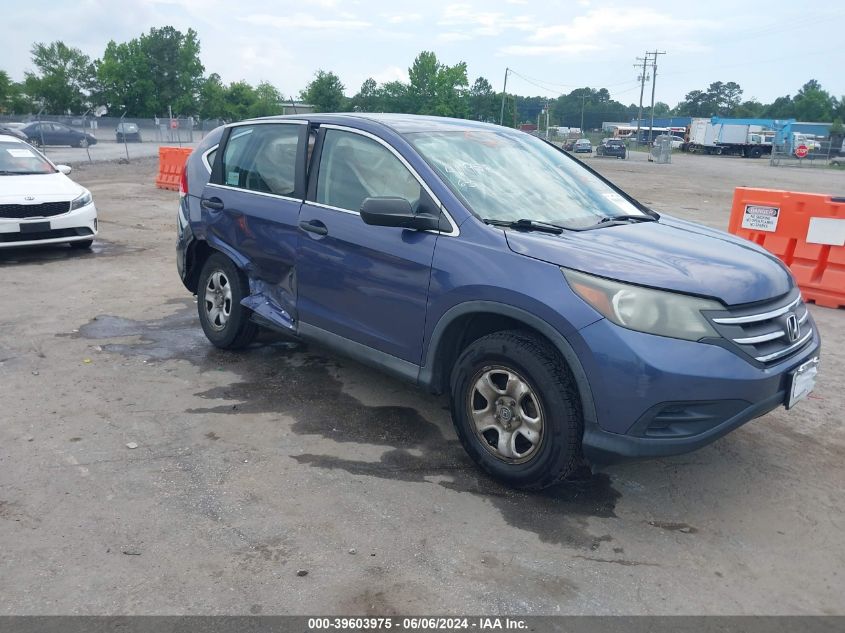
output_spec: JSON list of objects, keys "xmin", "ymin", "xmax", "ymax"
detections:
[
  {"xmin": 219, "ymin": 124, "xmax": 299, "ymax": 196},
  {"xmin": 316, "ymin": 129, "xmax": 422, "ymax": 213}
]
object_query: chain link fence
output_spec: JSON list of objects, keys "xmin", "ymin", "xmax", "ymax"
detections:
[
  {"xmin": 770, "ymin": 134, "xmax": 845, "ymax": 168},
  {"xmin": 0, "ymin": 113, "xmax": 225, "ymax": 145}
]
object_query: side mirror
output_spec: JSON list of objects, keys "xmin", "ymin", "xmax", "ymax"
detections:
[
  {"xmin": 360, "ymin": 197, "xmax": 440, "ymax": 231},
  {"xmin": 56, "ymin": 164, "xmax": 72, "ymax": 175}
]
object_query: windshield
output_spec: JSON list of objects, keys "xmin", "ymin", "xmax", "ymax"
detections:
[
  {"xmin": 0, "ymin": 141, "xmax": 55, "ymax": 175},
  {"xmin": 406, "ymin": 130, "xmax": 644, "ymax": 229}
]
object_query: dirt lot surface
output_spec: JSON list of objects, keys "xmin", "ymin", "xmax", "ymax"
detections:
[{"xmin": 1, "ymin": 152, "xmax": 843, "ymax": 615}]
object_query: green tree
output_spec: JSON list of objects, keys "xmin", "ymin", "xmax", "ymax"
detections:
[
  {"xmin": 222, "ymin": 81, "xmax": 257, "ymax": 120},
  {"xmin": 351, "ymin": 77, "xmax": 380, "ymax": 112},
  {"xmin": 793, "ymin": 79, "xmax": 833, "ymax": 121},
  {"xmin": 24, "ymin": 41, "xmax": 95, "ymax": 113},
  {"xmin": 199, "ymin": 73, "xmax": 227, "ymax": 119},
  {"xmin": 468, "ymin": 77, "xmax": 497, "ymax": 122},
  {"xmin": 378, "ymin": 80, "xmax": 411, "ymax": 112},
  {"xmin": 96, "ymin": 27, "xmax": 204, "ymax": 116},
  {"xmin": 407, "ymin": 51, "xmax": 468, "ymax": 117},
  {"xmin": 250, "ymin": 81, "xmax": 283, "ymax": 117},
  {"xmin": 300, "ymin": 70, "xmax": 347, "ymax": 113},
  {"xmin": 762, "ymin": 95, "xmax": 795, "ymax": 119}
]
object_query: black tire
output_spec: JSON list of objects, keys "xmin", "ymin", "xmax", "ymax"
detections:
[
  {"xmin": 450, "ymin": 330, "xmax": 582, "ymax": 490},
  {"xmin": 69, "ymin": 239, "xmax": 93, "ymax": 250},
  {"xmin": 30, "ymin": 137, "xmax": 42, "ymax": 148},
  {"xmin": 749, "ymin": 146, "xmax": 763, "ymax": 159},
  {"xmin": 77, "ymin": 138, "xmax": 89, "ymax": 148},
  {"xmin": 196, "ymin": 253, "xmax": 258, "ymax": 349}
]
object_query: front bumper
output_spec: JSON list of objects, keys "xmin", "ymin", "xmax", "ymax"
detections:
[
  {"xmin": 0, "ymin": 203, "xmax": 97, "ymax": 248},
  {"xmin": 574, "ymin": 317, "xmax": 821, "ymax": 465}
]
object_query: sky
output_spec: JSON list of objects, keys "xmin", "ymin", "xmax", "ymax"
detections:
[{"xmin": 1, "ymin": 0, "xmax": 843, "ymax": 109}]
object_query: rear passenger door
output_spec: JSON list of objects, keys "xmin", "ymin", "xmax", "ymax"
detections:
[
  {"xmin": 201, "ymin": 121, "xmax": 308, "ymax": 332},
  {"xmin": 296, "ymin": 125, "xmax": 442, "ymax": 365}
]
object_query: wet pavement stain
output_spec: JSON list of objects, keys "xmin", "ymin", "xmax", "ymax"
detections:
[
  {"xmin": 648, "ymin": 521, "xmax": 697, "ymax": 534},
  {"xmin": 75, "ymin": 303, "xmax": 621, "ymax": 548},
  {"xmin": 0, "ymin": 239, "xmax": 145, "ymax": 266}
]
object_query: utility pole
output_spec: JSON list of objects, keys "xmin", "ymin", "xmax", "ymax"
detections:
[
  {"xmin": 648, "ymin": 51, "xmax": 667, "ymax": 145},
  {"xmin": 499, "ymin": 67, "xmax": 509, "ymax": 126},
  {"xmin": 634, "ymin": 55, "xmax": 648, "ymax": 146}
]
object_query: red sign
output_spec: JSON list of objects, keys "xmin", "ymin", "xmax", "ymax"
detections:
[
  {"xmin": 170, "ymin": 119, "xmax": 179, "ymax": 130},
  {"xmin": 795, "ymin": 144, "xmax": 809, "ymax": 158}
]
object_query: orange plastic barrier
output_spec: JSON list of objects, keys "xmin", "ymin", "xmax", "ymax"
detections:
[
  {"xmin": 155, "ymin": 147, "xmax": 193, "ymax": 191},
  {"xmin": 728, "ymin": 187, "xmax": 845, "ymax": 309}
]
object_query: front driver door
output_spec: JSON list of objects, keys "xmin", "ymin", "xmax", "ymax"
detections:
[{"xmin": 296, "ymin": 126, "xmax": 443, "ymax": 365}]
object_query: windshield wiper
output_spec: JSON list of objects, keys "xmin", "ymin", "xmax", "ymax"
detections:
[
  {"xmin": 483, "ymin": 218, "xmax": 565, "ymax": 235},
  {"xmin": 581, "ymin": 214, "xmax": 658, "ymax": 229},
  {"xmin": 0, "ymin": 170, "xmax": 45, "ymax": 175}
]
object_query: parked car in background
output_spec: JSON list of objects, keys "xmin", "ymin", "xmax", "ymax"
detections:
[
  {"xmin": 0, "ymin": 134, "xmax": 98, "ymax": 249},
  {"xmin": 653, "ymin": 134, "xmax": 684, "ymax": 150},
  {"xmin": 20, "ymin": 122, "xmax": 98, "ymax": 148},
  {"xmin": 0, "ymin": 123, "xmax": 28, "ymax": 141},
  {"xmin": 573, "ymin": 138, "xmax": 592, "ymax": 153},
  {"xmin": 116, "ymin": 122, "xmax": 142, "ymax": 143},
  {"xmin": 175, "ymin": 113, "xmax": 820, "ymax": 490},
  {"xmin": 596, "ymin": 138, "xmax": 627, "ymax": 159},
  {"xmin": 562, "ymin": 139, "xmax": 576, "ymax": 151}
]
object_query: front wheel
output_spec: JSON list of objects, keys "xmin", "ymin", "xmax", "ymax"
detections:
[
  {"xmin": 77, "ymin": 138, "xmax": 89, "ymax": 148},
  {"xmin": 450, "ymin": 330, "xmax": 582, "ymax": 490},
  {"xmin": 196, "ymin": 253, "xmax": 258, "ymax": 349}
]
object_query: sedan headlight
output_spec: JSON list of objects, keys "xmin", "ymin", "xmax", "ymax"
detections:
[
  {"xmin": 71, "ymin": 190, "xmax": 92, "ymax": 210},
  {"xmin": 563, "ymin": 268, "xmax": 721, "ymax": 341}
]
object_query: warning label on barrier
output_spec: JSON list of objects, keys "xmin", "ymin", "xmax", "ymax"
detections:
[{"xmin": 741, "ymin": 205, "xmax": 780, "ymax": 232}]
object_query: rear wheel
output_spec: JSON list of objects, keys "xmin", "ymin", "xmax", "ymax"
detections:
[
  {"xmin": 197, "ymin": 253, "xmax": 258, "ymax": 349},
  {"xmin": 450, "ymin": 330, "xmax": 582, "ymax": 490}
]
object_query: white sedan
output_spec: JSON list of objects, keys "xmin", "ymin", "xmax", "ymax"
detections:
[{"xmin": 0, "ymin": 134, "xmax": 97, "ymax": 249}]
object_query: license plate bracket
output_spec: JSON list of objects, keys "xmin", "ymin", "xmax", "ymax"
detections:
[
  {"xmin": 787, "ymin": 357, "xmax": 819, "ymax": 409},
  {"xmin": 20, "ymin": 221, "xmax": 50, "ymax": 234}
]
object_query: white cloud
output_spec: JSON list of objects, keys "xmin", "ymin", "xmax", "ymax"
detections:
[
  {"xmin": 438, "ymin": 32, "xmax": 474, "ymax": 42},
  {"xmin": 386, "ymin": 12, "xmax": 422, "ymax": 23},
  {"xmin": 371, "ymin": 66, "xmax": 409, "ymax": 84},
  {"xmin": 239, "ymin": 12, "xmax": 371, "ymax": 30},
  {"xmin": 438, "ymin": 3, "xmax": 538, "ymax": 37},
  {"xmin": 502, "ymin": 7, "xmax": 717, "ymax": 57}
]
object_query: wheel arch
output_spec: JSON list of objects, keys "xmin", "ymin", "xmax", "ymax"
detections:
[
  {"xmin": 419, "ymin": 301, "xmax": 598, "ymax": 430},
  {"xmin": 183, "ymin": 236, "xmax": 251, "ymax": 294}
]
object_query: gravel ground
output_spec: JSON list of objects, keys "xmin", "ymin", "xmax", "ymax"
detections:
[{"xmin": 0, "ymin": 152, "xmax": 843, "ymax": 615}]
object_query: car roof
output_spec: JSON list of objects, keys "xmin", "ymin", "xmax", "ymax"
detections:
[
  {"xmin": 247, "ymin": 112, "xmax": 515, "ymax": 135},
  {"xmin": 0, "ymin": 133, "xmax": 26, "ymax": 143}
]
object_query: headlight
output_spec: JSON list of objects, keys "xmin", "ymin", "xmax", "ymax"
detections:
[
  {"xmin": 563, "ymin": 268, "xmax": 721, "ymax": 341},
  {"xmin": 71, "ymin": 190, "xmax": 93, "ymax": 210}
]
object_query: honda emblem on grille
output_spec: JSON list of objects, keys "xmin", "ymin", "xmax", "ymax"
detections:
[{"xmin": 785, "ymin": 313, "xmax": 800, "ymax": 343}]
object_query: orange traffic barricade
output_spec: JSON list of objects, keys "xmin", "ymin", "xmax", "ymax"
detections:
[
  {"xmin": 155, "ymin": 147, "xmax": 193, "ymax": 191},
  {"xmin": 728, "ymin": 187, "xmax": 845, "ymax": 309}
]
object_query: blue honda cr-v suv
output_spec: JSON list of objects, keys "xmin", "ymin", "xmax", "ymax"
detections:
[{"xmin": 177, "ymin": 114, "xmax": 821, "ymax": 489}]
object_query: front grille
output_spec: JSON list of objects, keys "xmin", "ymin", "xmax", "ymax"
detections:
[
  {"xmin": 0, "ymin": 227, "xmax": 92, "ymax": 243},
  {"xmin": 707, "ymin": 290, "xmax": 813, "ymax": 365},
  {"xmin": 0, "ymin": 201, "xmax": 71, "ymax": 219}
]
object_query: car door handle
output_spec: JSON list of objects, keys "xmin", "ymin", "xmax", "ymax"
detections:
[
  {"xmin": 299, "ymin": 220, "xmax": 328, "ymax": 236},
  {"xmin": 201, "ymin": 197, "xmax": 224, "ymax": 211}
]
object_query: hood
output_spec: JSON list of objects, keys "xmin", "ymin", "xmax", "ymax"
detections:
[
  {"xmin": 504, "ymin": 216, "xmax": 793, "ymax": 306},
  {"xmin": 0, "ymin": 173, "xmax": 83, "ymax": 203}
]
